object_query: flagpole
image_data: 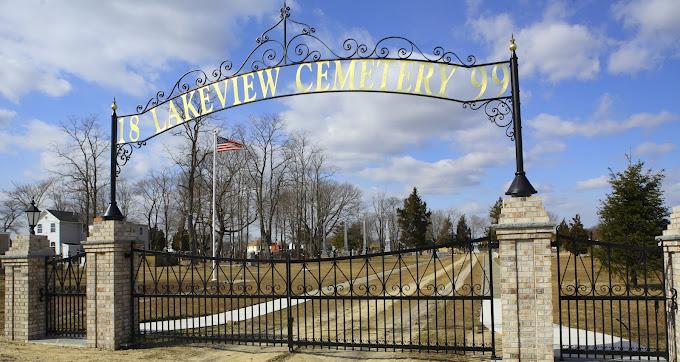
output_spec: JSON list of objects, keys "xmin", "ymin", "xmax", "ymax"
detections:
[{"xmin": 212, "ymin": 129, "xmax": 217, "ymax": 282}]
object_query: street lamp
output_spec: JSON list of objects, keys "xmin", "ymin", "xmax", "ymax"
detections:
[{"xmin": 25, "ymin": 199, "xmax": 41, "ymax": 235}]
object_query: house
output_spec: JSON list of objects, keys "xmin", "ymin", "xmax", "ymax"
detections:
[
  {"xmin": 35, "ymin": 210, "xmax": 85, "ymax": 258},
  {"xmin": 246, "ymin": 239, "xmax": 282, "ymax": 256},
  {"xmin": 246, "ymin": 239, "xmax": 263, "ymax": 256}
]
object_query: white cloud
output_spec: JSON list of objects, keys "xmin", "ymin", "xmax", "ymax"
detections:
[
  {"xmin": 634, "ymin": 142, "xmax": 676, "ymax": 157},
  {"xmin": 608, "ymin": 0, "xmax": 680, "ymax": 74},
  {"xmin": 0, "ymin": 0, "xmax": 278, "ymax": 101},
  {"xmin": 280, "ymin": 90, "xmax": 515, "ymax": 194},
  {"xmin": 576, "ymin": 175, "xmax": 609, "ymax": 190},
  {"xmin": 529, "ymin": 111, "xmax": 678, "ymax": 138},
  {"xmin": 470, "ymin": 10, "xmax": 602, "ymax": 81},
  {"xmin": 359, "ymin": 152, "xmax": 509, "ymax": 195},
  {"xmin": 0, "ymin": 118, "xmax": 66, "ymax": 180},
  {"xmin": 527, "ymin": 141, "xmax": 567, "ymax": 162},
  {"xmin": 0, "ymin": 108, "xmax": 16, "ymax": 127},
  {"xmin": 0, "ymin": 119, "xmax": 64, "ymax": 154},
  {"xmin": 281, "ymin": 92, "xmax": 487, "ymax": 171}
]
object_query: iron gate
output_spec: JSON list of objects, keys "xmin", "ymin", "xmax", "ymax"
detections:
[
  {"xmin": 131, "ymin": 238, "xmax": 497, "ymax": 355},
  {"xmin": 555, "ymin": 233, "xmax": 675, "ymax": 360},
  {"xmin": 42, "ymin": 251, "xmax": 87, "ymax": 338}
]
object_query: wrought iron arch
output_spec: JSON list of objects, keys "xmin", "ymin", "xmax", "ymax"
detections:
[{"xmin": 102, "ymin": 3, "xmax": 536, "ymax": 220}]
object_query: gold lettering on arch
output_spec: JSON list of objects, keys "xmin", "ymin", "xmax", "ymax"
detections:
[{"xmin": 118, "ymin": 60, "xmax": 511, "ymax": 144}]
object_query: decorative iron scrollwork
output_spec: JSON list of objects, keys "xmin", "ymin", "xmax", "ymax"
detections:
[
  {"xmin": 115, "ymin": 141, "xmax": 146, "ymax": 176},
  {"xmin": 132, "ymin": 4, "xmax": 479, "ymax": 115},
  {"xmin": 462, "ymin": 98, "xmax": 514, "ymax": 140}
]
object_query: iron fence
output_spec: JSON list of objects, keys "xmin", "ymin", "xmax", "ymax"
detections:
[
  {"xmin": 554, "ymin": 233, "xmax": 675, "ymax": 360},
  {"xmin": 42, "ymin": 251, "xmax": 87, "ymax": 338},
  {"xmin": 131, "ymin": 238, "xmax": 497, "ymax": 355}
]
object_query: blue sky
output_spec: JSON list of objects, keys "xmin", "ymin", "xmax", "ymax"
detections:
[{"xmin": 0, "ymin": 0, "xmax": 679, "ymax": 226}]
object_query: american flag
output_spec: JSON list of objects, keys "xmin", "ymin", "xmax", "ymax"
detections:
[{"xmin": 216, "ymin": 136, "xmax": 243, "ymax": 152}]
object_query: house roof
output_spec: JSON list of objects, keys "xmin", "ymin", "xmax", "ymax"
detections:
[{"xmin": 43, "ymin": 210, "xmax": 82, "ymax": 223}]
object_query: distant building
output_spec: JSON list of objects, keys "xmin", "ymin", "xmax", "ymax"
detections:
[
  {"xmin": 246, "ymin": 239, "xmax": 282, "ymax": 256},
  {"xmin": 247, "ymin": 239, "xmax": 263, "ymax": 256},
  {"xmin": 0, "ymin": 232, "xmax": 10, "ymax": 255},
  {"xmin": 35, "ymin": 210, "xmax": 85, "ymax": 258}
]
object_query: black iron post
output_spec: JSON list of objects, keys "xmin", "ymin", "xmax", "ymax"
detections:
[
  {"xmin": 103, "ymin": 99, "xmax": 124, "ymax": 220},
  {"xmin": 505, "ymin": 36, "xmax": 537, "ymax": 197}
]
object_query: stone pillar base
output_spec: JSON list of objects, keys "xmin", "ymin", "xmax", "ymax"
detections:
[
  {"xmin": 0, "ymin": 234, "xmax": 54, "ymax": 341},
  {"xmin": 494, "ymin": 196, "xmax": 554, "ymax": 362},
  {"xmin": 658, "ymin": 206, "xmax": 680, "ymax": 362},
  {"xmin": 83, "ymin": 220, "xmax": 142, "ymax": 350}
]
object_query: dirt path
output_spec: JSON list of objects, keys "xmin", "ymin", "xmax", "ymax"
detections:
[
  {"xmin": 293, "ymin": 253, "xmax": 471, "ymax": 345},
  {"xmin": 0, "ymin": 340, "xmax": 490, "ymax": 361},
  {"xmin": 406, "ymin": 253, "xmax": 481, "ymax": 345},
  {"xmin": 140, "ymin": 259, "xmax": 432, "ymax": 332}
]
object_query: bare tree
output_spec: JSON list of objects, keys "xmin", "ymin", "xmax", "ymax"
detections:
[
  {"xmin": 206, "ymin": 129, "xmax": 256, "ymax": 257},
  {"xmin": 0, "ymin": 193, "xmax": 22, "ymax": 233},
  {"xmin": 0, "ymin": 179, "xmax": 54, "ymax": 233},
  {"xmin": 53, "ymin": 116, "xmax": 108, "ymax": 229},
  {"xmin": 170, "ymin": 115, "xmax": 211, "ymax": 254},
  {"xmin": 245, "ymin": 115, "xmax": 290, "ymax": 248},
  {"xmin": 469, "ymin": 214, "xmax": 490, "ymax": 239},
  {"xmin": 6, "ymin": 179, "xmax": 53, "ymax": 207}
]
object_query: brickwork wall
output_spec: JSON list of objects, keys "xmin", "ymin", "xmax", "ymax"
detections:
[
  {"xmin": 659, "ymin": 206, "xmax": 680, "ymax": 362},
  {"xmin": 0, "ymin": 235, "xmax": 52, "ymax": 341},
  {"xmin": 83, "ymin": 220, "xmax": 141, "ymax": 350},
  {"xmin": 495, "ymin": 196, "xmax": 554, "ymax": 362}
]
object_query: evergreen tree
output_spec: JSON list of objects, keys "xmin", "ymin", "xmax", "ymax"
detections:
[
  {"xmin": 330, "ymin": 222, "xmax": 363, "ymax": 251},
  {"xmin": 559, "ymin": 214, "xmax": 589, "ymax": 255},
  {"xmin": 397, "ymin": 188, "xmax": 432, "ymax": 248},
  {"xmin": 487, "ymin": 197, "xmax": 503, "ymax": 240},
  {"xmin": 171, "ymin": 226, "xmax": 190, "ymax": 251},
  {"xmin": 455, "ymin": 215, "xmax": 472, "ymax": 251},
  {"xmin": 556, "ymin": 218, "xmax": 569, "ymax": 236},
  {"xmin": 148, "ymin": 226, "xmax": 166, "ymax": 251},
  {"xmin": 436, "ymin": 217, "xmax": 454, "ymax": 245},
  {"xmin": 597, "ymin": 158, "xmax": 667, "ymax": 285}
]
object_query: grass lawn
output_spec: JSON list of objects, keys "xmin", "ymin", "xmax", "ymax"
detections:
[{"xmin": 133, "ymin": 250, "xmax": 496, "ymax": 355}]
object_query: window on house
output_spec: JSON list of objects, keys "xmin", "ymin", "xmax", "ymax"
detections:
[
  {"xmin": 139, "ymin": 227, "xmax": 143, "ymax": 235},
  {"xmin": 50, "ymin": 241, "xmax": 55, "ymax": 248},
  {"xmin": 50, "ymin": 223, "xmax": 56, "ymax": 233},
  {"xmin": 36, "ymin": 224, "xmax": 42, "ymax": 233}
]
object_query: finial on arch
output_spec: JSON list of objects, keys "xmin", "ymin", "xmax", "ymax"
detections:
[
  {"xmin": 509, "ymin": 34, "xmax": 517, "ymax": 53},
  {"xmin": 111, "ymin": 97, "xmax": 117, "ymax": 112}
]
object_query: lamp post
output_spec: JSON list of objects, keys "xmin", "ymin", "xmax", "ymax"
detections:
[
  {"xmin": 505, "ymin": 35, "xmax": 537, "ymax": 197},
  {"xmin": 103, "ymin": 98, "xmax": 124, "ymax": 220},
  {"xmin": 25, "ymin": 198, "xmax": 41, "ymax": 235}
]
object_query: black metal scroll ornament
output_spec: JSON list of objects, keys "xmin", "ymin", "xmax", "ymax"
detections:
[
  {"xmin": 130, "ymin": 3, "xmax": 478, "ymax": 116},
  {"xmin": 463, "ymin": 98, "xmax": 514, "ymax": 139},
  {"xmin": 102, "ymin": 5, "xmax": 536, "ymax": 220}
]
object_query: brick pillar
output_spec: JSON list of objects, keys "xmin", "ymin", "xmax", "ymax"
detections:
[
  {"xmin": 495, "ymin": 196, "xmax": 555, "ymax": 361},
  {"xmin": 0, "ymin": 234, "xmax": 54, "ymax": 341},
  {"xmin": 83, "ymin": 219, "xmax": 141, "ymax": 350},
  {"xmin": 659, "ymin": 205, "xmax": 680, "ymax": 362}
]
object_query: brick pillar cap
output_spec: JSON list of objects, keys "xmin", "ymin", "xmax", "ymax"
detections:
[
  {"xmin": 657, "ymin": 235, "xmax": 680, "ymax": 241},
  {"xmin": 82, "ymin": 238, "xmax": 139, "ymax": 246},
  {"xmin": 493, "ymin": 222, "xmax": 555, "ymax": 230},
  {"xmin": 0, "ymin": 234, "xmax": 54, "ymax": 260}
]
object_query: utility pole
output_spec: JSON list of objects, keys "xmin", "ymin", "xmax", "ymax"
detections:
[
  {"xmin": 362, "ymin": 219, "xmax": 367, "ymax": 253},
  {"xmin": 344, "ymin": 221, "xmax": 348, "ymax": 253}
]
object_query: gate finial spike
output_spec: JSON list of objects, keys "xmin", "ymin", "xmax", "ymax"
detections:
[
  {"xmin": 111, "ymin": 97, "xmax": 117, "ymax": 112},
  {"xmin": 509, "ymin": 34, "xmax": 517, "ymax": 53}
]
